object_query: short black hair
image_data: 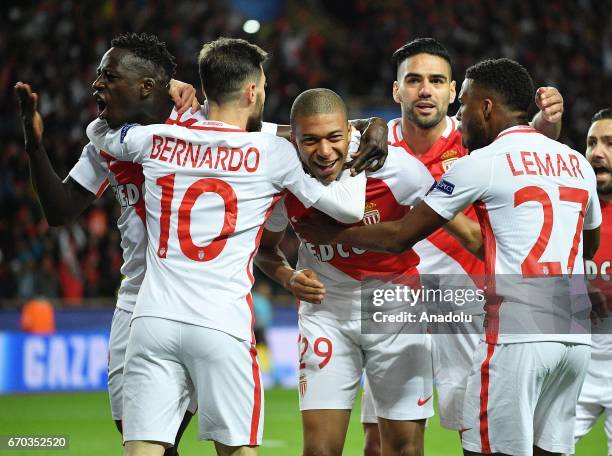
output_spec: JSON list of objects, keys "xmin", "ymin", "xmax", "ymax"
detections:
[
  {"xmin": 198, "ymin": 37, "xmax": 268, "ymax": 104},
  {"xmin": 290, "ymin": 88, "xmax": 348, "ymax": 128},
  {"xmin": 110, "ymin": 32, "xmax": 176, "ymax": 84},
  {"xmin": 592, "ymin": 108, "xmax": 612, "ymax": 124},
  {"xmin": 465, "ymin": 58, "xmax": 534, "ymax": 112},
  {"xmin": 391, "ymin": 38, "xmax": 452, "ymax": 75}
]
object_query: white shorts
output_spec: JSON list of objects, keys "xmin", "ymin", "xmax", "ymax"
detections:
[
  {"xmin": 461, "ymin": 341, "xmax": 590, "ymax": 456},
  {"xmin": 298, "ymin": 313, "xmax": 433, "ymax": 421},
  {"xmin": 122, "ymin": 317, "xmax": 263, "ymax": 446},
  {"xmin": 430, "ymin": 315, "xmax": 482, "ymax": 430},
  {"xmin": 575, "ymin": 355, "xmax": 612, "ymax": 454},
  {"xmin": 107, "ymin": 308, "xmax": 197, "ymax": 421}
]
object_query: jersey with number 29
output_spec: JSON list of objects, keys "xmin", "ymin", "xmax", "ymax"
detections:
[{"xmin": 425, "ymin": 125, "xmax": 602, "ymax": 344}]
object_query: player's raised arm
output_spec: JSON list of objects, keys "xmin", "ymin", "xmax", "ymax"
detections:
[
  {"xmin": 530, "ymin": 86, "xmax": 564, "ymax": 140},
  {"xmin": 15, "ymin": 82, "xmax": 96, "ymax": 225}
]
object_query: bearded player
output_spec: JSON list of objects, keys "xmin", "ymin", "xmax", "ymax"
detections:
[{"xmin": 574, "ymin": 108, "xmax": 612, "ymax": 454}]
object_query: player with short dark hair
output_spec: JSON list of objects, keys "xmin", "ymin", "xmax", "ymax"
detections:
[
  {"xmin": 15, "ymin": 31, "xmax": 198, "ymax": 456},
  {"xmin": 257, "ymin": 87, "xmax": 484, "ymax": 456},
  {"xmin": 296, "ymin": 57, "xmax": 600, "ymax": 456},
  {"xmin": 290, "ymin": 88, "xmax": 349, "ymax": 129},
  {"xmin": 391, "ymin": 37, "xmax": 452, "ymax": 76},
  {"xmin": 198, "ymin": 37, "xmax": 268, "ymax": 105}
]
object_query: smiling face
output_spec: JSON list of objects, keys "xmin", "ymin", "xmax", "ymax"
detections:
[
  {"xmin": 292, "ymin": 111, "xmax": 351, "ymax": 183},
  {"xmin": 91, "ymin": 47, "xmax": 147, "ymax": 128},
  {"xmin": 586, "ymin": 118, "xmax": 612, "ymax": 196},
  {"xmin": 393, "ymin": 53, "xmax": 455, "ymax": 130}
]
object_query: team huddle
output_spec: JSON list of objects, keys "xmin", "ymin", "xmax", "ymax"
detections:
[{"xmin": 15, "ymin": 31, "xmax": 611, "ymax": 456}]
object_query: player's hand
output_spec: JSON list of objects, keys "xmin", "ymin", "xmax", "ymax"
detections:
[
  {"xmin": 348, "ymin": 117, "xmax": 388, "ymax": 175},
  {"xmin": 289, "ymin": 269, "xmax": 326, "ymax": 304},
  {"xmin": 294, "ymin": 212, "xmax": 341, "ymax": 246},
  {"xmin": 15, "ymin": 82, "xmax": 44, "ymax": 153},
  {"xmin": 169, "ymin": 79, "xmax": 200, "ymax": 115},
  {"xmin": 535, "ymin": 87, "xmax": 563, "ymax": 124}
]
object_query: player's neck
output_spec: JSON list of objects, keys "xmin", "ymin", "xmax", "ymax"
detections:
[
  {"xmin": 207, "ymin": 104, "xmax": 249, "ymax": 130},
  {"xmin": 140, "ymin": 98, "xmax": 174, "ymax": 125},
  {"xmin": 401, "ymin": 116, "xmax": 449, "ymax": 157}
]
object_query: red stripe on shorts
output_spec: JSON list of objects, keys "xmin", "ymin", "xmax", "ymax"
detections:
[
  {"xmin": 479, "ymin": 342, "xmax": 495, "ymax": 453},
  {"xmin": 246, "ymin": 293, "xmax": 262, "ymax": 445}
]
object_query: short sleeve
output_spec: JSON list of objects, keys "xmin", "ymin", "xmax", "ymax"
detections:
[
  {"xmin": 86, "ymin": 119, "xmax": 151, "ymax": 163},
  {"xmin": 264, "ymin": 196, "xmax": 289, "ymax": 232},
  {"xmin": 68, "ymin": 142, "xmax": 109, "ymax": 197},
  {"xmin": 424, "ymin": 154, "xmax": 490, "ymax": 220},
  {"xmin": 385, "ymin": 151, "xmax": 435, "ymax": 206}
]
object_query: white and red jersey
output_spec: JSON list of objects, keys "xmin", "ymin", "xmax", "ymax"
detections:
[
  {"xmin": 85, "ymin": 118, "xmax": 365, "ymax": 342},
  {"xmin": 68, "ymin": 108, "xmax": 276, "ymax": 312},
  {"xmin": 265, "ymin": 139, "xmax": 435, "ymax": 320},
  {"xmin": 388, "ymin": 117, "xmax": 485, "ymax": 284},
  {"xmin": 586, "ymin": 199, "xmax": 612, "ymax": 356},
  {"xmin": 69, "ymin": 108, "xmax": 206, "ymax": 311},
  {"xmin": 425, "ymin": 125, "xmax": 602, "ymax": 344}
]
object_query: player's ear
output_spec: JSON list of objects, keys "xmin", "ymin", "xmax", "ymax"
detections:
[
  {"xmin": 392, "ymin": 81, "xmax": 401, "ymax": 104},
  {"xmin": 449, "ymin": 80, "xmax": 457, "ymax": 104},
  {"xmin": 290, "ymin": 128, "xmax": 296, "ymax": 145},
  {"xmin": 246, "ymin": 82, "xmax": 257, "ymax": 105},
  {"xmin": 141, "ymin": 78, "xmax": 155, "ymax": 98},
  {"xmin": 482, "ymin": 98, "xmax": 493, "ymax": 120}
]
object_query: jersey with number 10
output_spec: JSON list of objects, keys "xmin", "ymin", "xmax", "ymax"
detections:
[
  {"xmin": 88, "ymin": 120, "xmax": 335, "ymax": 342},
  {"xmin": 425, "ymin": 125, "xmax": 601, "ymax": 344}
]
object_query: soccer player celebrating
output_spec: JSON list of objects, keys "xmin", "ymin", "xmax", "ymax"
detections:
[
  {"xmin": 296, "ymin": 58, "xmax": 601, "ymax": 456},
  {"xmin": 255, "ymin": 88, "xmax": 482, "ymax": 456},
  {"xmin": 85, "ymin": 37, "xmax": 370, "ymax": 456},
  {"xmin": 15, "ymin": 33, "xmax": 199, "ymax": 456},
  {"xmin": 361, "ymin": 37, "xmax": 565, "ymax": 453},
  {"xmin": 574, "ymin": 108, "xmax": 612, "ymax": 453}
]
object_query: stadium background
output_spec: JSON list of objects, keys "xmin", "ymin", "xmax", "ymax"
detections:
[{"xmin": 0, "ymin": 0, "xmax": 609, "ymax": 453}]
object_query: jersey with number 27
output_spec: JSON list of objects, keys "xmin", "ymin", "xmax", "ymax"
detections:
[{"xmin": 425, "ymin": 125, "xmax": 602, "ymax": 344}]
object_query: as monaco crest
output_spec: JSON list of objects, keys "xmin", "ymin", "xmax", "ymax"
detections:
[
  {"xmin": 363, "ymin": 202, "xmax": 380, "ymax": 225},
  {"xmin": 441, "ymin": 149, "xmax": 459, "ymax": 172},
  {"xmin": 299, "ymin": 373, "xmax": 308, "ymax": 397}
]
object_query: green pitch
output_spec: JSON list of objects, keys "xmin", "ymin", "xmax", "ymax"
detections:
[{"xmin": 0, "ymin": 389, "xmax": 606, "ymax": 455}]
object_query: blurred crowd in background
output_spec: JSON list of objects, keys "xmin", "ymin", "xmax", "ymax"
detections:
[{"xmin": 1, "ymin": 0, "xmax": 610, "ymax": 306}]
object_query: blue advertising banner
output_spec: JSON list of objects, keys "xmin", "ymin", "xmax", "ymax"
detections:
[
  {"xmin": 0, "ymin": 327, "xmax": 300, "ymax": 394},
  {"xmin": 0, "ymin": 331, "xmax": 109, "ymax": 394}
]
